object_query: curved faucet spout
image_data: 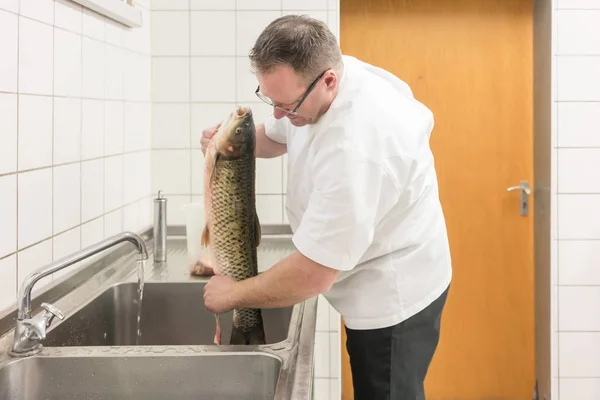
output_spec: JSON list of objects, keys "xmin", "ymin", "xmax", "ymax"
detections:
[{"xmin": 17, "ymin": 231, "xmax": 148, "ymax": 320}]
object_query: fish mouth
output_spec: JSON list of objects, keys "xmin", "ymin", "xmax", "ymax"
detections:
[{"xmin": 236, "ymin": 106, "xmax": 252, "ymax": 118}]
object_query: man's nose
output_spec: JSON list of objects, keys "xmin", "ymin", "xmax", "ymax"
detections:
[{"xmin": 273, "ymin": 108, "xmax": 287, "ymax": 119}]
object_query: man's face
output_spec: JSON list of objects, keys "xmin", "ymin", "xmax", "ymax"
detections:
[{"xmin": 256, "ymin": 65, "xmax": 330, "ymax": 127}]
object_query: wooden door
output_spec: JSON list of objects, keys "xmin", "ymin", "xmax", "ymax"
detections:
[{"xmin": 339, "ymin": 0, "xmax": 535, "ymax": 399}]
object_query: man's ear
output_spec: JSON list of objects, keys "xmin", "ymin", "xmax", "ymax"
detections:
[{"xmin": 324, "ymin": 71, "xmax": 338, "ymax": 91}]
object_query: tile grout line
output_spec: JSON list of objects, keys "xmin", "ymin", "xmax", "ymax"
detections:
[
  {"xmin": 15, "ymin": 5, "xmax": 21, "ymax": 304},
  {"xmin": 80, "ymin": 0, "xmax": 84, "ymax": 258}
]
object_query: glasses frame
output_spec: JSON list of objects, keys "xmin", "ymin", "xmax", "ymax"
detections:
[{"xmin": 255, "ymin": 69, "xmax": 329, "ymax": 116}]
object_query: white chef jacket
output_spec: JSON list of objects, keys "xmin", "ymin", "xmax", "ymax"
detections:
[{"xmin": 263, "ymin": 55, "xmax": 452, "ymax": 330}]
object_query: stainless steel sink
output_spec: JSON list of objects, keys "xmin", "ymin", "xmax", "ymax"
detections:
[
  {"xmin": 43, "ymin": 282, "xmax": 294, "ymax": 347},
  {"xmin": 0, "ymin": 352, "xmax": 281, "ymax": 400}
]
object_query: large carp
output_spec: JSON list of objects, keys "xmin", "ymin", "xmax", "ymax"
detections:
[{"xmin": 200, "ymin": 106, "xmax": 266, "ymax": 346}]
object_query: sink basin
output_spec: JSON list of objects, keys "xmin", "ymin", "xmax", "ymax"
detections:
[
  {"xmin": 43, "ymin": 282, "xmax": 294, "ymax": 347},
  {"xmin": 0, "ymin": 353, "xmax": 281, "ymax": 400}
]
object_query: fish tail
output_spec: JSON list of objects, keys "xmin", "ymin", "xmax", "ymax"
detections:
[{"xmin": 229, "ymin": 323, "xmax": 266, "ymax": 345}]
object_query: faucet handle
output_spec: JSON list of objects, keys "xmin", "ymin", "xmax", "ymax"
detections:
[{"xmin": 41, "ymin": 302, "xmax": 64, "ymax": 326}]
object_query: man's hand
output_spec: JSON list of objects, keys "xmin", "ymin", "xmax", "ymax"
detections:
[
  {"xmin": 200, "ymin": 123, "xmax": 221, "ymax": 157},
  {"xmin": 204, "ymin": 275, "xmax": 238, "ymax": 314}
]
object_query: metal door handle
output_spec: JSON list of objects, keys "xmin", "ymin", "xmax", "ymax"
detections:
[{"xmin": 507, "ymin": 180, "xmax": 531, "ymax": 216}]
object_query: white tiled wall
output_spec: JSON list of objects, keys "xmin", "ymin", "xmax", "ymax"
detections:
[
  {"xmin": 150, "ymin": 1, "xmax": 341, "ymax": 398},
  {"xmin": 0, "ymin": 0, "xmax": 153, "ymax": 315},
  {"xmin": 553, "ymin": 1, "xmax": 600, "ymax": 399}
]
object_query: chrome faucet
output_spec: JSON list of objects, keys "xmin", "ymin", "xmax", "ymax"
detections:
[{"xmin": 10, "ymin": 231, "xmax": 148, "ymax": 357}]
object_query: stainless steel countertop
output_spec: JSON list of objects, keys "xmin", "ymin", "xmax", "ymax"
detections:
[{"xmin": 0, "ymin": 226, "xmax": 317, "ymax": 399}]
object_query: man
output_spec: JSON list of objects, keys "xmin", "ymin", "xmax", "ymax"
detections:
[{"xmin": 201, "ymin": 15, "xmax": 452, "ymax": 400}]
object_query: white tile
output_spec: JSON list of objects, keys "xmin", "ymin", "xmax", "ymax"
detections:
[
  {"xmin": 256, "ymin": 195, "xmax": 283, "ymax": 224},
  {"xmin": 312, "ymin": 378, "xmax": 330, "ymax": 400},
  {"xmin": 125, "ymin": 53, "xmax": 152, "ymax": 102},
  {"xmin": 82, "ymin": 7, "xmax": 105, "ymax": 41},
  {"xmin": 561, "ymin": 379, "xmax": 600, "ymax": 399},
  {"xmin": 236, "ymin": 0, "xmax": 280, "ymax": 10},
  {"xmin": 153, "ymin": 104, "xmax": 191, "ymax": 148},
  {"xmin": 256, "ymin": 158, "xmax": 283, "ymax": 194},
  {"xmin": 81, "ymin": 99, "xmax": 105, "ymax": 160},
  {"xmin": 190, "ymin": 11, "xmax": 235, "ymax": 56},
  {"xmin": 82, "ymin": 38, "xmax": 106, "ymax": 99},
  {"xmin": 327, "ymin": 10, "xmax": 338, "ymax": 39},
  {"xmin": 191, "ymin": 149, "xmax": 204, "ymax": 194},
  {"xmin": 328, "ymin": 0, "xmax": 338, "ymax": 9},
  {"xmin": 236, "ymin": 57, "xmax": 259, "ymax": 103},
  {"xmin": 18, "ymin": 169, "xmax": 53, "ymax": 249},
  {"xmin": 552, "ymin": 330, "xmax": 558, "ymax": 377},
  {"xmin": 165, "ymin": 195, "xmax": 190, "ymax": 225},
  {"xmin": 0, "ymin": 10, "xmax": 18, "ymax": 92},
  {"xmin": 52, "ymin": 227, "xmax": 80, "ymax": 279},
  {"xmin": 54, "ymin": 0, "xmax": 82, "ymax": 33},
  {"xmin": 0, "ymin": 93, "xmax": 17, "ymax": 175},
  {"xmin": 243, "ymin": 102, "xmax": 274, "ymax": 125},
  {"xmin": 152, "ymin": 57, "xmax": 190, "ymax": 102},
  {"xmin": 105, "ymin": 19, "xmax": 123, "ymax": 47},
  {"xmin": 282, "ymin": 9, "xmax": 328, "ymax": 24},
  {"xmin": 559, "ymin": 148, "xmax": 600, "ymax": 192},
  {"xmin": 558, "ymin": 195, "xmax": 600, "ymax": 239},
  {"xmin": 152, "ymin": 11, "xmax": 190, "ymax": 56},
  {"xmin": 0, "ymin": 0, "xmax": 18, "ymax": 13},
  {"xmin": 559, "ymin": 240, "xmax": 600, "ymax": 285},
  {"xmin": 53, "ymin": 98, "xmax": 82, "ymax": 165},
  {"xmin": 559, "ymin": 286, "xmax": 600, "ymax": 331},
  {"xmin": 18, "ymin": 239, "xmax": 53, "ymax": 296},
  {"xmin": 329, "ymin": 378, "xmax": 340, "ymax": 400},
  {"xmin": 105, "ymin": 45, "xmax": 124, "ymax": 100},
  {"xmin": 152, "ymin": 0, "xmax": 188, "ymax": 10},
  {"xmin": 54, "ymin": 28, "xmax": 82, "ymax": 97},
  {"xmin": 104, "ymin": 209, "xmax": 123, "ymax": 238},
  {"xmin": 152, "ymin": 150, "xmax": 191, "ymax": 194},
  {"xmin": 559, "ymin": 332, "xmax": 600, "ymax": 376},
  {"xmin": 55, "ymin": 0, "xmax": 82, "ymax": 33},
  {"xmin": 314, "ymin": 332, "xmax": 330, "ymax": 378},
  {"xmin": 104, "ymin": 156, "xmax": 123, "ymax": 212},
  {"xmin": 557, "ymin": 10, "xmax": 600, "ymax": 55},
  {"xmin": 551, "ymin": 283, "xmax": 558, "ymax": 333},
  {"xmin": 54, "ymin": 164, "xmax": 81, "ymax": 234},
  {"xmin": 329, "ymin": 304, "xmax": 340, "ymax": 332},
  {"xmin": 81, "ymin": 159, "xmax": 104, "ymax": 222},
  {"xmin": 81, "ymin": 218, "xmax": 104, "ymax": 248},
  {"xmin": 283, "ymin": 0, "xmax": 327, "ymax": 10},
  {"xmin": 557, "ymin": 0, "xmax": 600, "ymax": 9},
  {"xmin": 104, "ymin": 101, "xmax": 124, "ymax": 156},
  {"xmin": 19, "ymin": 17, "xmax": 53, "ymax": 95},
  {"xmin": 124, "ymin": 103, "xmax": 151, "ymax": 152},
  {"xmin": 557, "ymin": 57, "xmax": 600, "ymax": 101},
  {"xmin": 329, "ymin": 332, "xmax": 340, "ymax": 378},
  {"xmin": 552, "ymin": 239, "xmax": 558, "ymax": 287},
  {"xmin": 191, "ymin": 103, "xmax": 236, "ymax": 148},
  {"xmin": 0, "ymin": 175, "xmax": 17, "ymax": 258},
  {"xmin": 0, "ymin": 255, "xmax": 17, "ymax": 313},
  {"xmin": 191, "ymin": 0, "xmax": 235, "ymax": 10},
  {"xmin": 191, "ymin": 57, "xmax": 235, "ymax": 102},
  {"xmin": 316, "ymin": 295, "xmax": 330, "ymax": 331},
  {"xmin": 123, "ymin": 152, "xmax": 146, "ymax": 203},
  {"xmin": 20, "ymin": 0, "xmax": 54, "ymax": 24},
  {"xmin": 123, "ymin": 201, "xmax": 142, "ymax": 232},
  {"xmin": 236, "ymin": 11, "xmax": 282, "ymax": 57},
  {"xmin": 18, "ymin": 95, "xmax": 52, "ymax": 171},
  {"xmin": 557, "ymin": 102, "xmax": 600, "ymax": 147}
]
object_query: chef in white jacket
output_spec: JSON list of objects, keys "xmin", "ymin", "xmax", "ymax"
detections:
[{"xmin": 202, "ymin": 14, "xmax": 452, "ymax": 400}]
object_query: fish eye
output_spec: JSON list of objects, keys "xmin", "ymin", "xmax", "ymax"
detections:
[{"xmin": 235, "ymin": 128, "xmax": 242, "ymax": 135}]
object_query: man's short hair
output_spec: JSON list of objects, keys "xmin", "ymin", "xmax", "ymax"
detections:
[{"xmin": 249, "ymin": 15, "xmax": 342, "ymax": 83}]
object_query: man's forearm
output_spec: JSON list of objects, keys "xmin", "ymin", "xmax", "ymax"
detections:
[
  {"xmin": 232, "ymin": 251, "xmax": 339, "ymax": 309},
  {"xmin": 255, "ymin": 123, "xmax": 287, "ymax": 159}
]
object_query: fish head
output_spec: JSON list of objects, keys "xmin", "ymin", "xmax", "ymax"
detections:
[{"xmin": 214, "ymin": 106, "xmax": 256, "ymax": 158}]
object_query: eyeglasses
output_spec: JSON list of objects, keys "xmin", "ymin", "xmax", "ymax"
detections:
[{"xmin": 255, "ymin": 70, "xmax": 328, "ymax": 116}]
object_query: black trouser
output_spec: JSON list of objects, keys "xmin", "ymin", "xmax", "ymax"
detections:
[{"xmin": 345, "ymin": 286, "xmax": 449, "ymax": 400}]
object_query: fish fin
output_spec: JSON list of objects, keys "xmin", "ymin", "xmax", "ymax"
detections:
[
  {"xmin": 214, "ymin": 314, "xmax": 221, "ymax": 345},
  {"xmin": 200, "ymin": 225, "xmax": 210, "ymax": 248},
  {"xmin": 189, "ymin": 257, "xmax": 214, "ymax": 276},
  {"xmin": 254, "ymin": 211, "xmax": 261, "ymax": 247},
  {"xmin": 229, "ymin": 324, "xmax": 266, "ymax": 345}
]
